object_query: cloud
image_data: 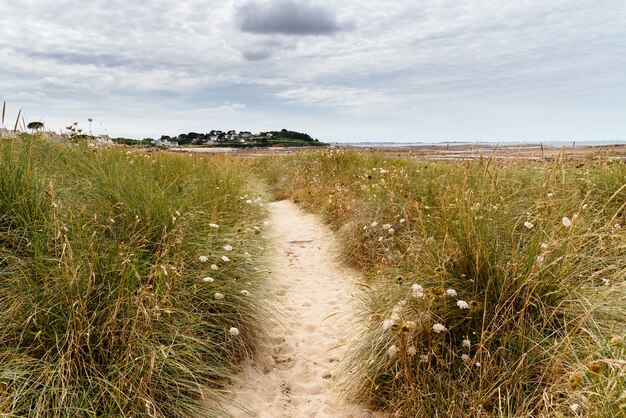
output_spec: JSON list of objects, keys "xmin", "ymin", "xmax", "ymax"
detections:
[
  {"xmin": 25, "ymin": 50, "xmax": 132, "ymax": 68},
  {"xmin": 1, "ymin": 0, "xmax": 625, "ymax": 141},
  {"xmin": 210, "ymin": 102, "xmax": 247, "ymax": 113},
  {"xmin": 236, "ymin": 0, "xmax": 347, "ymax": 35},
  {"xmin": 238, "ymin": 38, "xmax": 296, "ymax": 61}
]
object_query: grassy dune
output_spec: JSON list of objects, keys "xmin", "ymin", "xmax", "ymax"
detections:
[
  {"xmin": 0, "ymin": 136, "xmax": 271, "ymax": 417},
  {"xmin": 258, "ymin": 149, "xmax": 626, "ymax": 417}
]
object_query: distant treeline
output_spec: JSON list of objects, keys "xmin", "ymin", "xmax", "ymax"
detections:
[
  {"xmin": 159, "ymin": 129, "xmax": 320, "ymax": 145},
  {"xmin": 269, "ymin": 129, "xmax": 315, "ymax": 141}
]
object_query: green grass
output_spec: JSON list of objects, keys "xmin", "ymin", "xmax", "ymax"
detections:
[
  {"xmin": 257, "ymin": 149, "xmax": 626, "ymax": 417},
  {"xmin": 0, "ymin": 135, "xmax": 272, "ymax": 417}
]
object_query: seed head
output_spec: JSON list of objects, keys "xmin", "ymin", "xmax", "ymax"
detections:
[
  {"xmin": 433, "ymin": 323, "xmax": 447, "ymax": 333},
  {"xmin": 457, "ymin": 300, "xmax": 469, "ymax": 309}
]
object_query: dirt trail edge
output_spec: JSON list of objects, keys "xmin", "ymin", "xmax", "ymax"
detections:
[{"xmin": 224, "ymin": 200, "xmax": 381, "ymax": 418}]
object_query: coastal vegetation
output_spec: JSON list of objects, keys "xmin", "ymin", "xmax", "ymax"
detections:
[
  {"xmin": 0, "ymin": 134, "xmax": 271, "ymax": 416},
  {"xmin": 1, "ymin": 130, "xmax": 624, "ymax": 417},
  {"xmin": 257, "ymin": 149, "xmax": 626, "ymax": 417},
  {"xmin": 160, "ymin": 128, "xmax": 324, "ymax": 147}
]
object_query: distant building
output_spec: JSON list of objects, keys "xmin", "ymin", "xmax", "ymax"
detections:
[
  {"xmin": 152, "ymin": 138, "xmax": 179, "ymax": 147},
  {"xmin": 226, "ymin": 130, "xmax": 237, "ymax": 140}
]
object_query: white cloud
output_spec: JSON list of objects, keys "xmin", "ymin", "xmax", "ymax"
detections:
[{"xmin": 0, "ymin": 0, "xmax": 625, "ymax": 141}]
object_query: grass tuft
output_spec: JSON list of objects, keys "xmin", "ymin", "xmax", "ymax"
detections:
[
  {"xmin": 258, "ymin": 149, "xmax": 626, "ymax": 417},
  {"xmin": 0, "ymin": 136, "xmax": 272, "ymax": 417}
]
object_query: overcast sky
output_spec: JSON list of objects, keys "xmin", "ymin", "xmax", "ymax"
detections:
[{"xmin": 1, "ymin": 0, "xmax": 625, "ymax": 142}]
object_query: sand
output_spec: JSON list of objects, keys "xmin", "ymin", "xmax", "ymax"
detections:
[{"xmin": 223, "ymin": 200, "xmax": 381, "ymax": 418}]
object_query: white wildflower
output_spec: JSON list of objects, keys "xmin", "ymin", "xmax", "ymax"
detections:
[
  {"xmin": 209, "ymin": 223, "xmax": 220, "ymax": 229},
  {"xmin": 199, "ymin": 256, "xmax": 209, "ymax": 262},
  {"xmin": 570, "ymin": 403, "xmax": 581, "ymax": 413},
  {"xmin": 387, "ymin": 345, "xmax": 399, "ymax": 358},
  {"xmin": 461, "ymin": 354, "xmax": 470, "ymax": 364},
  {"xmin": 524, "ymin": 221, "xmax": 534, "ymax": 230},
  {"xmin": 407, "ymin": 346, "xmax": 417, "ymax": 356},
  {"xmin": 446, "ymin": 288, "xmax": 457, "ymax": 297},
  {"xmin": 210, "ymin": 264, "xmax": 219, "ymax": 270},
  {"xmin": 382, "ymin": 223, "xmax": 392, "ymax": 230},
  {"xmin": 240, "ymin": 290, "xmax": 250, "ymax": 296},
  {"xmin": 371, "ymin": 221, "xmax": 378, "ymax": 227},
  {"xmin": 214, "ymin": 292, "xmax": 224, "ymax": 300},
  {"xmin": 388, "ymin": 228, "xmax": 395, "ymax": 234},
  {"xmin": 229, "ymin": 327, "xmax": 240, "ymax": 336},
  {"xmin": 540, "ymin": 242, "xmax": 549, "ymax": 249},
  {"xmin": 614, "ymin": 223, "xmax": 622, "ymax": 230},
  {"xmin": 456, "ymin": 300, "xmax": 469, "ymax": 310},
  {"xmin": 582, "ymin": 204, "xmax": 588, "ymax": 210},
  {"xmin": 547, "ymin": 192, "xmax": 554, "ymax": 198},
  {"xmin": 202, "ymin": 276, "xmax": 214, "ymax": 283},
  {"xmin": 462, "ymin": 339, "xmax": 471, "ymax": 348},
  {"xmin": 433, "ymin": 323, "xmax": 447, "ymax": 333},
  {"xmin": 405, "ymin": 320, "xmax": 417, "ymax": 329},
  {"xmin": 382, "ymin": 319, "xmax": 394, "ymax": 331},
  {"xmin": 378, "ymin": 236, "xmax": 383, "ymax": 242},
  {"xmin": 221, "ymin": 255, "xmax": 230, "ymax": 262},
  {"xmin": 536, "ymin": 255, "xmax": 545, "ymax": 265},
  {"xmin": 562, "ymin": 216, "xmax": 572, "ymax": 227},
  {"xmin": 399, "ymin": 218, "xmax": 406, "ymax": 223},
  {"xmin": 411, "ymin": 283, "xmax": 424, "ymax": 298},
  {"xmin": 224, "ymin": 245, "xmax": 233, "ymax": 251},
  {"xmin": 390, "ymin": 303, "xmax": 404, "ymax": 322},
  {"xmin": 245, "ymin": 199, "xmax": 252, "ymax": 204}
]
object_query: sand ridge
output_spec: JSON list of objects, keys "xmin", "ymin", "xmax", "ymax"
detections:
[{"xmin": 224, "ymin": 200, "xmax": 380, "ymax": 418}]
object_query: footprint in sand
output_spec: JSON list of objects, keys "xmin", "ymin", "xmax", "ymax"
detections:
[{"xmin": 224, "ymin": 201, "xmax": 385, "ymax": 418}]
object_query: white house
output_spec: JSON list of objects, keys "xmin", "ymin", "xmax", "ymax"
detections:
[{"xmin": 152, "ymin": 138, "xmax": 179, "ymax": 147}]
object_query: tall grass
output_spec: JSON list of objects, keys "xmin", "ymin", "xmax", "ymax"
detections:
[
  {"xmin": 258, "ymin": 149, "xmax": 626, "ymax": 417},
  {"xmin": 0, "ymin": 135, "xmax": 271, "ymax": 417}
]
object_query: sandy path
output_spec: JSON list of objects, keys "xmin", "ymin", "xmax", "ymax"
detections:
[{"xmin": 224, "ymin": 200, "xmax": 379, "ymax": 418}]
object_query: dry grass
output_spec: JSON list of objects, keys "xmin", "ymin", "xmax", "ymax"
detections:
[
  {"xmin": 257, "ymin": 149, "xmax": 626, "ymax": 417},
  {"xmin": 0, "ymin": 135, "xmax": 273, "ymax": 417}
]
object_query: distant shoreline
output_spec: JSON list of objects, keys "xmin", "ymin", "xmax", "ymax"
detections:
[{"xmin": 334, "ymin": 140, "xmax": 626, "ymax": 147}]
